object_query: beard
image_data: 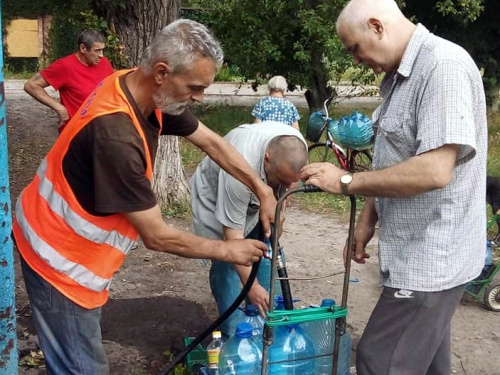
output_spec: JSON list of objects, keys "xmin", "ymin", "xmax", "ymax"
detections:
[{"xmin": 153, "ymin": 89, "xmax": 188, "ymax": 115}]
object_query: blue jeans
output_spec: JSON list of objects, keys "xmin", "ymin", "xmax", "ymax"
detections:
[
  {"xmin": 20, "ymin": 256, "xmax": 109, "ymax": 375},
  {"xmin": 209, "ymin": 226, "xmax": 283, "ymax": 338}
]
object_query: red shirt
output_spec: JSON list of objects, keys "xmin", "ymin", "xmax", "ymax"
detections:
[{"xmin": 41, "ymin": 54, "xmax": 114, "ymax": 131}]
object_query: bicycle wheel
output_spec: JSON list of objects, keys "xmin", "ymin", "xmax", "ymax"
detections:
[
  {"xmin": 308, "ymin": 143, "xmax": 341, "ymax": 167},
  {"xmin": 350, "ymin": 149, "xmax": 373, "ymax": 172}
]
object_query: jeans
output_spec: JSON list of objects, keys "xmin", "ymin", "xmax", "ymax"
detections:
[
  {"xmin": 20, "ymin": 256, "xmax": 109, "ymax": 375},
  {"xmin": 209, "ymin": 225, "xmax": 283, "ymax": 339}
]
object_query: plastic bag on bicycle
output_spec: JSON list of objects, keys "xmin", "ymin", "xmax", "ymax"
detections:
[
  {"xmin": 328, "ymin": 110, "xmax": 374, "ymax": 150},
  {"xmin": 306, "ymin": 110, "xmax": 326, "ymax": 143}
]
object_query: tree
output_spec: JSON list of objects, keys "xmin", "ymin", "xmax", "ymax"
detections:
[
  {"xmin": 91, "ymin": 0, "xmax": 191, "ymax": 208},
  {"xmin": 402, "ymin": 0, "xmax": 498, "ymax": 110},
  {"xmin": 195, "ymin": 0, "xmax": 373, "ymax": 112}
]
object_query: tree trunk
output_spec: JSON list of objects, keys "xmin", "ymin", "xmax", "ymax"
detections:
[
  {"xmin": 91, "ymin": 0, "xmax": 190, "ymax": 209},
  {"xmin": 304, "ymin": 46, "xmax": 333, "ymax": 113},
  {"xmin": 152, "ymin": 136, "xmax": 190, "ymax": 207}
]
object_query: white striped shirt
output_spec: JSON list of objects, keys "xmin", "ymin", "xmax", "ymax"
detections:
[{"xmin": 372, "ymin": 24, "xmax": 487, "ymax": 291}]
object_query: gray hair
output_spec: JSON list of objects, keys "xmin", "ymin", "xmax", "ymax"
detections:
[
  {"xmin": 77, "ymin": 29, "xmax": 106, "ymax": 50},
  {"xmin": 140, "ymin": 19, "xmax": 224, "ymax": 76},
  {"xmin": 268, "ymin": 75, "xmax": 288, "ymax": 93},
  {"xmin": 267, "ymin": 135, "xmax": 308, "ymax": 173},
  {"xmin": 336, "ymin": 0, "xmax": 404, "ymax": 33}
]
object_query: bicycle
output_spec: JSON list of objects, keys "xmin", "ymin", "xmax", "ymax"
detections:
[
  {"xmin": 306, "ymin": 95, "xmax": 373, "ymax": 172},
  {"xmin": 464, "ymin": 213, "xmax": 500, "ymax": 312}
]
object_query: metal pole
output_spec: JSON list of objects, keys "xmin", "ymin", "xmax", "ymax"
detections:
[{"xmin": 0, "ymin": 0, "xmax": 19, "ymax": 372}]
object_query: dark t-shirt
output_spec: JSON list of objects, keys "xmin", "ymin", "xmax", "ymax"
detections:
[{"xmin": 62, "ymin": 74, "xmax": 199, "ymax": 216}]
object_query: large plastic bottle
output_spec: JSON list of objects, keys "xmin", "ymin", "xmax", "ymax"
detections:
[
  {"xmin": 308, "ymin": 299, "xmax": 352, "ymax": 375},
  {"xmin": 219, "ymin": 322, "xmax": 262, "ymax": 375},
  {"xmin": 207, "ymin": 331, "xmax": 224, "ymax": 375},
  {"xmin": 268, "ymin": 295, "xmax": 315, "ymax": 375},
  {"xmin": 242, "ymin": 304, "xmax": 265, "ymax": 341},
  {"xmin": 268, "ymin": 324, "xmax": 316, "ymax": 375}
]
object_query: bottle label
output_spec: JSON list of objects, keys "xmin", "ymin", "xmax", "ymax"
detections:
[{"xmin": 207, "ymin": 349, "xmax": 220, "ymax": 368}]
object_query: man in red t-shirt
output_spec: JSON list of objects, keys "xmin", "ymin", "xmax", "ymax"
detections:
[{"xmin": 24, "ymin": 29, "xmax": 114, "ymax": 133}]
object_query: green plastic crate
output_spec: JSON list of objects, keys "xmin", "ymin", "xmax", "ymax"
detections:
[{"xmin": 183, "ymin": 337, "xmax": 207, "ymax": 374}]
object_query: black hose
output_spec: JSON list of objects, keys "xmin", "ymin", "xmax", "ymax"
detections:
[
  {"xmin": 157, "ymin": 238, "xmax": 264, "ymax": 375},
  {"xmin": 273, "ymin": 184, "xmax": 322, "ymax": 310}
]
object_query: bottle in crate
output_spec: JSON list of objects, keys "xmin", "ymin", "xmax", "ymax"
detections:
[
  {"xmin": 308, "ymin": 299, "xmax": 352, "ymax": 375},
  {"xmin": 207, "ymin": 331, "xmax": 224, "ymax": 375},
  {"xmin": 219, "ymin": 322, "xmax": 262, "ymax": 375},
  {"xmin": 268, "ymin": 323, "xmax": 316, "ymax": 375},
  {"xmin": 268, "ymin": 295, "xmax": 315, "ymax": 375}
]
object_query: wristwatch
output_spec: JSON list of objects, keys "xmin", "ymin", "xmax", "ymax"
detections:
[{"xmin": 340, "ymin": 172, "xmax": 353, "ymax": 195}]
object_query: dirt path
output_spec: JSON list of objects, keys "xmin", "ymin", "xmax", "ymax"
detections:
[{"xmin": 6, "ymin": 97, "xmax": 500, "ymax": 375}]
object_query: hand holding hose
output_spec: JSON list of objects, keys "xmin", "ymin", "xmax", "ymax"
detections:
[{"xmin": 223, "ymin": 239, "xmax": 266, "ymax": 266}]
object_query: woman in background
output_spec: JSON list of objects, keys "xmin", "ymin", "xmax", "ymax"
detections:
[{"xmin": 251, "ymin": 75, "xmax": 300, "ymax": 130}]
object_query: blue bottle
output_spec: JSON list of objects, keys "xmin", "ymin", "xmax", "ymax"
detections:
[
  {"xmin": 304, "ymin": 299, "xmax": 352, "ymax": 375},
  {"xmin": 219, "ymin": 322, "xmax": 262, "ymax": 375}
]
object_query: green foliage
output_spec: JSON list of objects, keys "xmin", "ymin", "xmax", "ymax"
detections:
[
  {"xmin": 487, "ymin": 110, "xmax": 500, "ymax": 176},
  {"xmin": 191, "ymin": 0, "xmax": 373, "ymax": 110},
  {"xmin": 2, "ymin": 0, "xmax": 54, "ymax": 20},
  {"xmin": 3, "ymin": 58, "xmax": 39, "ymax": 76},
  {"xmin": 403, "ymin": 0, "xmax": 498, "ymax": 107},
  {"xmin": 214, "ymin": 64, "xmax": 244, "ymax": 82},
  {"xmin": 435, "ymin": 0, "xmax": 484, "ymax": 23},
  {"xmin": 46, "ymin": 3, "xmax": 126, "ymax": 68}
]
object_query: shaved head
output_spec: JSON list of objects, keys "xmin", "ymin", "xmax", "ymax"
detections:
[
  {"xmin": 336, "ymin": 0, "xmax": 404, "ymax": 34},
  {"xmin": 266, "ymin": 135, "xmax": 308, "ymax": 173}
]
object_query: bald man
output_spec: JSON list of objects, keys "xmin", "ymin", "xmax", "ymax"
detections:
[
  {"xmin": 191, "ymin": 122, "xmax": 308, "ymax": 338},
  {"xmin": 301, "ymin": 1, "xmax": 487, "ymax": 374}
]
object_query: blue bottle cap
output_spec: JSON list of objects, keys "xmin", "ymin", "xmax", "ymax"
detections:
[
  {"xmin": 245, "ymin": 304, "xmax": 259, "ymax": 316},
  {"xmin": 275, "ymin": 295, "xmax": 285, "ymax": 310},
  {"xmin": 235, "ymin": 322, "xmax": 254, "ymax": 338},
  {"xmin": 321, "ymin": 299, "xmax": 336, "ymax": 307}
]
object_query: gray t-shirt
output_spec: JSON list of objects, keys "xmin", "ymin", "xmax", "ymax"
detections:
[
  {"xmin": 372, "ymin": 24, "xmax": 487, "ymax": 291},
  {"xmin": 190, "ymin": 122, "xmax": 306, "ymax": 239}
]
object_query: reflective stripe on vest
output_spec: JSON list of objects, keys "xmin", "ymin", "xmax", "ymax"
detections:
[
  {"xmin": 36, "ymin": 158, "xmax": 134, "ymax": 251},
  {"xmin": 16, "ymin": 193, "xmax": 112, "ymax": 292}
]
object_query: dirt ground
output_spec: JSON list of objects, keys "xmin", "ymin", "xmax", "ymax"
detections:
[{"xmin": 6, "ymin": 96, "xmax": 500, "ymax": 375}]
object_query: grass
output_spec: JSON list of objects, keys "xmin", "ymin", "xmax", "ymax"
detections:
[{"xmin": 3, "ymin": 68, "xmax": 34, "ymax": 79}]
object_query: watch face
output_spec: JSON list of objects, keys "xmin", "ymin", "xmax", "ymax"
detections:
[{"xmin": 341, "ymin": 173, "xmax": 353, "ymax": 184}]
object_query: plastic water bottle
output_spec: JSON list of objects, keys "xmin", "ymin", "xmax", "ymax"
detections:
[
  {"xmin": 242, "ymin": 304, "xmax": 265, "ymax": 341},
  {"xmin": 268, "ymin": 324, "xmax": 316, "ymax": 375},
  {"xmin": 207, "ymin": 331, "xmax": 224, "ymax": 375},
  {"xmin": 306, "ymin": 299, "xmax": 352, "ymax": 375},
  {"xmin": 219, "ymin": 322, "xmax": 262, "ymax": 374},
  {"xmin": 267, "ymin": 295, "xmax": 315, "ymax": 374}
]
